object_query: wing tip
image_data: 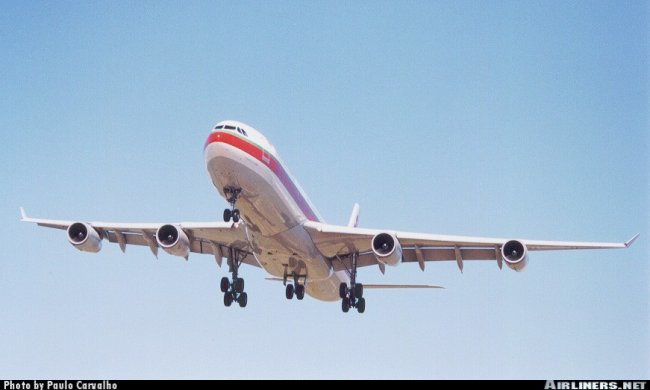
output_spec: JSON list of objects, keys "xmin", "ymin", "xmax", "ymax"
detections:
[
  {"xmin": 19, "ymin": 207, "xmax": 27, "ymax": 221},
  {"xmin": 625, "ymin": 233, "xmax": 640, "ymax": 248}
]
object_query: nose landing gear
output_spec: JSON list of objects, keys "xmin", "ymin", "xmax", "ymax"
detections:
[{"xmin": 223, "ymin": 187, "xmax": 241, "ymax": 223}]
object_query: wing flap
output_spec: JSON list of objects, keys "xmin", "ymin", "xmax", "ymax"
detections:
[
  {"xmin": 105, "ymin": 230, "xmax": 152, "ymax": 247},
  {"xmin": 403, "ymin": 247, "xmax": 498, "ymax": 262},
  {"xmin": 523, "ymin": 234, "xmax": 639, "ymax": 250}
]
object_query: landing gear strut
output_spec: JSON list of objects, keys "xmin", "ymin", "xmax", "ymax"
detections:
[
  {"xmin": 283, "ymin": 266, "xmax": 306, "ymax": 301},
  {"xmin": 339, "ymin": 253, "xmax": 366, "ymax": 314},
  {"xmin": 220, "ymin": 247, "xmax": 248, "ymax": 308},
  {"xmin": 223, "ymin": 186, "xmax": 241, "ymax": 223}
]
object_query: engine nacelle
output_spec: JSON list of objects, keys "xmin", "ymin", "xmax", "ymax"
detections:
[
  {"xmin": 67, "ymin": 222, "xmax": 102, "ymax": 253},
  {"xmin": 156, "ymin": 224, "xmax": 190, "ymax": 258},
  {"xmin": 371, "ymin": 232, "xmax": 403, "ymax": 266},
  {"xmin": 501, "ymin": 239, "xmax": 528, "ymax": 271}
]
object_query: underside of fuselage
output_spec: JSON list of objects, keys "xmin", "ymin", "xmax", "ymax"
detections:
[{"xmin": 204, "ymin": 138, "xmax": 344, "ymax": 302}]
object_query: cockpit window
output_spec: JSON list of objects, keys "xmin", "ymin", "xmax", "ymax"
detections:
[{"xmin": 217, "ymin": 124, "xmax": 248, "ymax": 137}]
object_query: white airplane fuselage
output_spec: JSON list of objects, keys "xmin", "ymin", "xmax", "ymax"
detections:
[{"xmin": 204, "ymin": 121, "xmax": 346, "ymax": 301}]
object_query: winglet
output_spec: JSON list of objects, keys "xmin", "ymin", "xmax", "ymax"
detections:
[
  {"xmin": 625, "ymin": 233, "xmax": 640, "ymax": 248},
  {"xmin": 19, "ymin": 207, "xmax": 27, "ymax": 221}
]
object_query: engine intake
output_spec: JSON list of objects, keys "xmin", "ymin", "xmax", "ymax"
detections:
[
  {"xmin": 501, "ymin": 239, "xmax": 528, "ymax": 271},
  {"xmin": 371, "ymin": 232, "xmax": 402, "ymax": 266},
  {"xmin": 67, "ymin": 222, "xmax": 102, "ymax": 253},
  {"xmin": 156, "ymin": 224, "xmax": 190, "ymax": 258}
]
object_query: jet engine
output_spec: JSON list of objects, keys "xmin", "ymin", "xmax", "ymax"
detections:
[
  {"xmin": 67, "ymin": 222, "xmax": 102, "ymax": 253},
  {"xmin": 501, "ymin": 239, "xmax": 528, "ymax": 271},
  {"xmin": 371, "ymin": 232, "xmax": 403, "ymax": 266},
  {"xmin": 156, "ymin": 224, "xmax": 190, "ymax": 258}
]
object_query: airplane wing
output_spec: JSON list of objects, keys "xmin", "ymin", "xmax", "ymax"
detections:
[
  {"xmin": 19, "ymin": 208, "xmax": 258, "ymax": 268},
  {"xmin": 303, "ymin": 221, "xmax": 638, "ymax": 273}
]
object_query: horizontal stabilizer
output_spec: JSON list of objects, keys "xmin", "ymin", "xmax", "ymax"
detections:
[
  {"xmin": 265, "ymin": 278, "xmax": 443, "ymax": 289},
  {"xmin": 363, "ymin": 284, "xmax": 444, "ymax": 289}
]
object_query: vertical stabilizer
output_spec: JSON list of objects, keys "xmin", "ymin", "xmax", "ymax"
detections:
[{"xmin": 347, "ymin": 203, "xmax": 360, "ymax": 227}]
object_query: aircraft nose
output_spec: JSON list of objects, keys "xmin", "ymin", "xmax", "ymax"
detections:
[{"xmin": 204, "ymin": 132, "xmax": 220, "ymax": 150}]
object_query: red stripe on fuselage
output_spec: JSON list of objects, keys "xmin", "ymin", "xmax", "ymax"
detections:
[{"xmin": 204, "ymin": 131, "xmax": 319, "ymax": 222}]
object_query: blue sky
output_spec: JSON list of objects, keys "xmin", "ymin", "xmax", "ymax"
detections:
[{"xmin": 1, "ymin": 1, "xmax": 647, "ymax": 379}]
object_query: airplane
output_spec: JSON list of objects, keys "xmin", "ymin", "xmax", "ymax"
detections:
[{"xmin": 20, "ymin": 120, "xmax": 639, "ymax": 314}]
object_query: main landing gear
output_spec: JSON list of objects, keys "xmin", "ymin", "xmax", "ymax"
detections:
[
  {"xmin": 339, "ymin": 253, "xmax": 366, "ymax": 314},
  {"xmin": 220, "ymin": 248, "xmax": 248, "ymax": 308},
  {"xmin": 223, "ymin": 186, "xmax": 241, "ymax": 223},
  {"xmin": 283, "ymin": 266, "xmax": 307, "ymax": 301}
]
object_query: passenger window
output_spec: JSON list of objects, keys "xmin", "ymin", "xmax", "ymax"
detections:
[{"xmin": 241, "ymin": 129, "xmax": 248, "ymax": 136}]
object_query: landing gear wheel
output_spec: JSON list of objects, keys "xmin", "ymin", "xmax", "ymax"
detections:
[
  {"xmin": 220, "ymin": 277, "xmax": 230, "ymax": 293},
  {"xmin": 354, "ymin": 283, "xmax": 364, "ymax": 299},
  {"xmin": 340, "ymin": 253, "xmax": 366, "ymax": 314},
  {"xmin": 285, "ymin": 284, "xmax": 295, "ymax": 300},
  {"xmin": 342, "ymin": 297, "xmax": 350, "ymax": 313},
  {"xmin": 221, "ymin": 246, "xmax": 249, "ymax": 309},
  {"xmin": 234, "ymin": 278, "xmax": 245, "ymax": 294},
  {"xmin": 339, "ymin": 283, "xmax": 348, "ymax": 299},
  {"xmin": 238, "ymin": 292, "xmax": 248, "ymax": 308},
  {"xmin": 223, "ymin": 187, "xmax": 242, "ymax": 224},
  {"xmin": 295, "ymin": 284, "xmax": 305, "ymax": 300},
  {"xmin": 224, "ymin": 292, "xmax": 233, "ymax": 307},
  {"xmin": 357, "ymin": 297, "xmax": 366, "ymax": 314}
]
